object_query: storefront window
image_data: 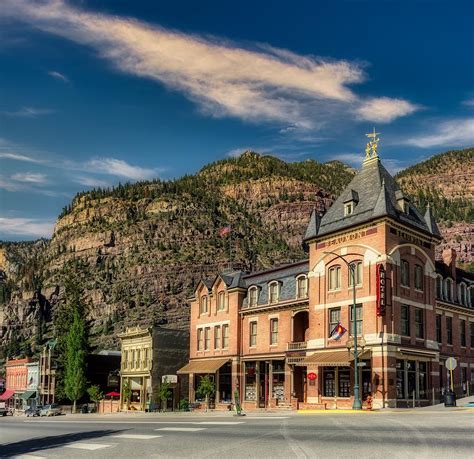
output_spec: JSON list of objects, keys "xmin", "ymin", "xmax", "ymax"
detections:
[
  {"xmin": 407, "ymin": 360, "xmax": 416, "ymax": 398},
  {"xmin": 245, "ymin": 362, "xmax": 257, "ymax": 401},
  {"xmin": 396, "ymin": 360, "xmax": 405, "ymax": 399},
  {"xmin": 338, "ymin": 368, "xmax": 351, "ymax": 397},
  {"xmin": 323, "ymin": 368, "xmax": 336, "ymax": 397},
  {"xmin": 219, "ymin": 362, "xmax": 232, "ymax": 402},
  {"xmin": 418, "ymin": 362, "xmax": 427, "ymax": 398},
  {"xmin": 397, "ymin": 360, "xmax": 428, "ymax": 399},
  {"xmin": 272, "ymin": 361, "xmax": 285, "ymax": 401}
]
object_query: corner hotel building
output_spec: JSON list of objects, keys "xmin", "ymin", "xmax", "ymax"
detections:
[{"xmin": 178, "ymin": 143, "xmax": 474, "ymax": 409}]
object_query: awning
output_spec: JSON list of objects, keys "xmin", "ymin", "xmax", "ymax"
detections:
[
  {"xmin": 20, "ymin": 390, "xmax": 37, "ymax": 400},
  {"xmin": 177, "ymin": 358, "xmax": 229, "ymax": 374},
  {"xmin": 397, "ymin": 348, "xmax": 437, "ymax": 361},
  {"xmin": 0, "ymin": 389, "xmax": 15, "ymax": 401},
  {"xmin": 304, "ymin": 350, "xmax": 350, "ymax": 367}
]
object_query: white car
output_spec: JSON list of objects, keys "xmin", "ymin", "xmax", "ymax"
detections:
[{"xmin": 40, "ymin": 404, "xmax": 61, "ymax": 416}]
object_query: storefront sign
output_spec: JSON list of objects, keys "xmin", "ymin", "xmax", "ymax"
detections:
[
  {"xmin": 317, "ymin": 227, "xmax": 377, "ymax": 249},
  {"xmin": 107, "ymin": 374, "xmax": 120, "ymax": 387},
  {"xmin": 307, "ymin": 372, "xmax": 317, "ymax": 381},
  {"xmin": 376, "ymin": 264, "xmax": 386, "ymax": 316},
  {"xmin": 162, "ymin": 375, "xmax": 178, "ymax": 384}
]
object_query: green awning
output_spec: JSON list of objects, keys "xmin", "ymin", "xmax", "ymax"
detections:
[{"xmin": 20, "ymin": 390, "xmax": 36, "ymax": 400}]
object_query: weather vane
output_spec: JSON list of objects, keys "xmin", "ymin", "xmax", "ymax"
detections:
[{"xmin": 365, "ymin": 128, "xmax": 381, "ymax": 161}]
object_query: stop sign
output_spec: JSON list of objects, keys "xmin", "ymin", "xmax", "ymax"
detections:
[{"xmin": 445, "ymin": 357, "xmax": 457, "ymax": 370}]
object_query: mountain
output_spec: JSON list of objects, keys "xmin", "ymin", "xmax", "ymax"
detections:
[{"xmin": 0, "ymin": 149, "xmax": 472, "ymax": 358}]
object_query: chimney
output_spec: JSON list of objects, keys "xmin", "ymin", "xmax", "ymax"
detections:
[{"xmin": 442, "ymin": 248, "xmax": 457, "ymax": 278}]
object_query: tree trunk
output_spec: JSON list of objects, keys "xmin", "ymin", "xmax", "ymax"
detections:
[
  {"xmin": 205, "ymin": 394, "xmax": 209, "ymax": 412},
  {"xmin": 72, "ymin": 399, "xmax": 76, "ymax": 414}
]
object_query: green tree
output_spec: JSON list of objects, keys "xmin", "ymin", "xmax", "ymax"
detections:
[
  {"xmin": 64, "ymin": 309, "xmax": 87, "ymax": 413},
  {"xmin": 155, "ymin": 378, "xmax": 171, "ymax": 412},
  {"xmin": 87, "ymin": 385, "xmax": 104, "ymax": 412},
  {"xmin": 196, "ymin": 375, "xmax": 216, "ymax": 411},
  {"xmin": 122, "ymin": 379, "xmax": 132, "ymax": 409}
]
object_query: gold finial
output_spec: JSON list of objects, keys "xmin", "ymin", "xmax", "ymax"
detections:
[{"xmin": 364, "ymin": 128, "xmax": 381, "ymax": 162}]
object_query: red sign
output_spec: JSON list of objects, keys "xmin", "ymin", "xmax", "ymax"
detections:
[
  {"xmin": 307, "ymin": 372, "xmax": 317, "ymax": 381},
  {"xmin": 376, "ymin": 264, "xmax": 386, "ymax": 316}
]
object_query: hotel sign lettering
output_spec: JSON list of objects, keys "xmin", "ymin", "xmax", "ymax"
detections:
[
  {"xmin": 317, "ymin": 227, "xmax": 377, "ymax": 249},
  {"xmin": 376, "ymin": 264, "xmax": 386, "ymax": 316}
]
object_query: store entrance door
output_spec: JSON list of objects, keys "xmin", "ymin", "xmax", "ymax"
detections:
[{"xmin": 258, "ymin": 362, "xmax": 269, "ymax": 408}]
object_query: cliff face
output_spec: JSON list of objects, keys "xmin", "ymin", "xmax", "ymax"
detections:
[{"xmin": 0, "ymin": 149, "xmax": 472, "ymax": 355}]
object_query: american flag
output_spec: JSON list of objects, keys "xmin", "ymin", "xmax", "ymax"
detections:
[
  {"xmin": 219, "ymin": 225, "xmax": 231, "ymax": 237},
  {"xmin": 330, "ymin": 321, "xmax": 347, "ymax": 341}
]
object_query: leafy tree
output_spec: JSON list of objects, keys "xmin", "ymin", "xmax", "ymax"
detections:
[
  {"xmin": 122, "ymin": 379, "xmax": 132, "ymax": 409},
  {"xmin": 64, "ymin": 309, "xmax": 87, "ymax": 413},
  {"xmin": 155, "ymin": 378, "xmax": 172, "ymax": 412},
  {"xmin": 87, "ymin": 385, "xmax": 104, "ymax": 412},
  {"xmin": 196, "ymin": 375, "xmax": 216, "ymax": 411}
]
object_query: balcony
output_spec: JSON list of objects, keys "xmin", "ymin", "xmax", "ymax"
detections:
[{"xmin": 287, "ymin": 341, "xmax": 307, "ymax": 351}]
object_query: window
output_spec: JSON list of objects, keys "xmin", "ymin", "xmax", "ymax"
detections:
[
  {"xmin": 459, "ymin": 284, "xmax": 466, "ymax": 305},
  {"xmin": 436, "ymin": 276, "xmax": 442, "ymax": 299},
  {"xmin": 445, "ymin": 279, "xmax": 452, "ymax": 302},
  {"xmin": 415, "ymin": 308, "xmax": 424, "ymax": 339},
  {"xmin": 214, "ymin": 325, "xmax": 221, "ymax": 349},
  {"xmin": 270, "ymin": 318, "xmax": 279, "ymax": 345},
  {"xmin": 348, "ymin": 261, "xmax": 362, "ymax": 287},
  {"xmin": 349, "ymin": 304, "xmax": 363, "ymax": 336},
  {"xmin": 460, "ymin": 320, "xmax": 466, "ymax": 347},
  {"xmin": 217, "ymin": 291, "xmax": 226, "ymax": 311},
  {"xmin": 436, "ymin": 314, "xmax": 442, "ymax": 343},
  {"xmin": 323, "ymin": 368, "xmax": 336, "ymax": 397},
  {"xmin": 248, "ymin": 287, "xmax": 259, "ymax": 307},
  {"xmin": 446, "ymin": 317, "xmax": 453, "ymax": 345},
  {"xmin": 401, "ymin": 260, "xmax": 409, "ymax": 287},
  {"xmin": 197, "ymin": 328, "xmax": 203, "ymax": 351},
  {"xmin": 204, "ymin": 327, "xmax": 211, "ymax": 350},
  {"xmin": 249, "ymin": 321, "xmax": 257, "ymax": 347},
  {"xmin": 397, "ymin": 360, "xmax": 427, "ymax": 399},
  {"xmin": 296, "ymin": 276, "xmax": 308, "ymax": 299},
  {"xmin": 328, "ymin": 308, "xmax": 341, "ymax": 336},
  {"xmin": 144, "ymin": 348, "xmax": 148, "ymax": 368},
  {"xmin": 471, "ymin": 322, "xmax": 474, "ymax": 349},
  {"xmin": 136, "ymin": 349, "xmax": 141, "ymax": 369},
  {"xmin": 401, "ymin": 305, "xmax": 410, "ymax": 336},
  {"xmin": 414, "ymin": 265, "xmax": 423, "ymax": 291},
  {"xmin": 344, "ymin": 202, "xmax": 353, "ymax": 216},
  {"xmin": 328, "ymin": 266, "xmax": 341, "ymax": 291},
  {"xmin": 244, "ymin": 362, "xmax": 257, "ymax": 401},
  {"xmin": 200, "ymin": 295, "xmax": 208, "ymax": 314},
  {"xmin": 222, "ymin": 324, "xmax": 229, "ymax": 349},
  {"xmin": 269, "ymin": 283, "xmax": 279, "ymax": 304}
]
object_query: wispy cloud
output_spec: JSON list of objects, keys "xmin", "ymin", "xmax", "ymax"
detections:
[
  {"xmin": 74, "ymin": 176, "xmax": 110, "ymax": 188},
  {"xmin": 330, "ymin": 152, "xmax": 408, "ymax": 173},
  {"xmin": 2, "ymin": 107, "xmax": 54, "ymax": 117},
  {"xmin": 0, "ymin": 216, "xmax": 54, "ymax": 238},
  {"xmin": 0, "ymin": 0, "xmax": 417, "ymax": 128},
  {"xmin": 85, "ymin": 158, "xmax": 158, "ymax": 180},
  {"xmin": 355, "ymin": 97, "xmax": 419, "ymax": 123},
  {"xmin": 12, "ymin": 172, "xmax": 48, "ymax": 183},
  {"xmin": 0, "ymin": 152, "xmax": 45, "ymax": 163},
  {"xmin": 48, "ymin": 70, "xmax": 69, "ymax": 83},
  {"xmin": 404, "ymin": 118, "xmax": 474, "ymax": 148},
  {"xmin": 462, "ymin": 98, "xmax": 474, "ymax": 107}
]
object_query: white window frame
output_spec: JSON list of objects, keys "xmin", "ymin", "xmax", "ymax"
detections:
[
  {"xmin": 200, "ymin": 295, "xmax": 208, "ymax": 315},
  {"xmin": 414, "ymin": 264, "xmax": 423, "ymax": 291},
  {"xmin": 269, "ymin": 282, "xmax": 280, "ymax": 304},
  {"xmin": 217, "ymin": 291, "xmax": 226, "ymax": 311},
  {"xmin": 328, "ymin": 266, "xmax": 341, "ymax": 291},
  {"xmin": 296, "ymin": 275, "xmax": 308, "ymax": 299},
  {"xmin": 249, "ymin": 321, "xmax": 257, "ymax": 347},
  {"xmin": 344, "ymin": 202, "xmax": 354, "ymax": 216},
  {"xmin": 248, "ymin": 286, "xmax": 259, "ymax": 307},
  {"xmin": 348, "ymin": 261, "xmax": 363, "ymax": 287}
]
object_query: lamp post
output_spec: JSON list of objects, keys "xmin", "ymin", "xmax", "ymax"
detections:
[{"xmin": 324, "ymin": 251, "xmax": 363, "ymax": 410}]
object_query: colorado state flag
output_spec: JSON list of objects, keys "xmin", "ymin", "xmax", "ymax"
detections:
[{"xmin": 330, "ymin": 321, "xmax": 347, "ymax": 341}]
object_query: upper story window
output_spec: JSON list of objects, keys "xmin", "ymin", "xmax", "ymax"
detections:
[
  {"xmin": 204, "ymin": 327, "xmax": 211, "ymax": 350},
  {"xmin": 222, "ymin": 324, "xmax": 229, "ymax": 349},
  {"xmin": 400, "ymin": 260, "xmax": 409, "ymax": 287},
  {"xmin": 349, "ymin": 304, "xmax": 363, "ymax": 336},
  {"xmin": 459, "ymin": 283, "xmax": 467, "ymax": 306},
  {"xmin": 296, "ymin": 276, "xmax": 308, "ymax": 299},
  {"xmin": 248, "ymin": 287, "xmax": 259, "ymax": 307},
  {"xmin": 197, "ymin": 328, "xmax": 203, "ymax": 351},
  {"xmin": 214, "ymin": 325, "xmax": 221, "ymax": 349},
  {"xmin": 470, "ymin": 287, "xmax": 474, "ymax": 308},
  {"xmin": 270, "ymin": 318, "xmax": 279, "ymax": 345},
  {"xmin": 348, "ymin": 261, "xmax": 363, "ymax": 287},
  {"xmin": 344, "ymin": 202, "xmax": 354, "ymax": 216},
  {"xmin": 328, "ymin": 266, "xmax": 341, "ymax": 291},
  {"xmin": 414, "ymin": 308, "xmax": 424, "ymax": 339},
  {"xmin": 445, "ymin": 279, "xmax": 453, "ymax": 302},
  {"xmin": 328, "ymin": 307, "xmax": 341, "ymax": 337},
  {"xmin": 249, "ymin": 321, "xmax": 257, "ymax": 347},
  {"xmin": 436, "ymin": 276, "xmax": 443, "ymax": 299},
  {"xmin": 436, "ymin": 314, "xmax": 442, "ymax": 343},
  {"xmin": 414, "ymin": 265, "xmax": 423, "ymax": 291},
  {"xmin": 401, "ymin": 304, "xmax": 410, "ymax": 336},
  {"xmin": 446, "ymin": 316, "xmax": 453, "ymax": 345},
  {"xmin": 200, "ymin": 295, "xmax": 208, "ymax": 315},
  {"xmin": 460, "ymin": 320, "xmax": 466, "ymax": 347},
  {"xmin": 269, "ymin": 282, "xmax": 280, "ymax": 304},
  {"xmin": 217, "ymin": 291, "xmax": 226, "ymax": 311}
]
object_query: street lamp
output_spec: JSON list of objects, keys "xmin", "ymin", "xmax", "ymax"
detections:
[{"xmin": 323, "ymin": 251, "xmax": 363, "ymax": 410}]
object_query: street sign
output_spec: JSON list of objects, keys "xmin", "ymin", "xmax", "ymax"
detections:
[
  {"xmin": 445, "ymin": 357, "xmax": 457, "ymax": 371},
  {"xmin": 307, "ymin": 372, "xmax": 317, "ymax": 381},
  {"xmin": 357, "ymin": 362, "xmax": 367, "ymax": 367}
]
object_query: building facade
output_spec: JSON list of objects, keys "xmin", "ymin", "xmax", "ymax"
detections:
[
  {"xmin": 5, "ymin": 358, "xmax": 31, "ymax": 410},
  {"xmin": 119, "ymin": 326, "xmax": 189, "ymax": 411},
  {"xmin": 39, "ymin": 340, "xmax": 56, "ymax": 405},
  {"xmin": 181, "ymin": 140, "xmax": 474, "ymax": 410}
]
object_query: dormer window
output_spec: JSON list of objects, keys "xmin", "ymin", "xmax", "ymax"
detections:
[
  {"xmin": 248, "ymin": 286, "xmax": 259, "ymax": 307},
  {"xmin": 459, "ymin": 283, "xmax": 467, "ymax": 306},
  {"xmin": 343, "ymin": 190, "xmax": 359, "ymax": 216},
  {"xmin": 445, "ymin": 279, "xmax": 453, "ymax": 302},
  {"xmin": 344, "ymin": 203, "xmax": 354, "ymax": 216},
  {"xmin": 269, "ymin": 282, "xmax": 280, "ymax": 304},
  {"xmin": 200, "ymin": 295, "xmax": 208, "ymax": 314},
  {"xmin": 396, "ymin": 190, "xmax": 410, "ymax": 214},
  {"xmin": 217, "ymin": 291, "xmax": 226, "ymax": 311},
  {"xmin": 296, "ymin": 275, "xmax": 308, "ymax": 299}
]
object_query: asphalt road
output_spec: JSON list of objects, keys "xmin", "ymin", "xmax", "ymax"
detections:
[{"xmin": 1, "ymin": 409, "xmax": 473, "ymax": 458}]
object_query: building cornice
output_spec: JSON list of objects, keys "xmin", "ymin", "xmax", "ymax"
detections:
[
  {"xmin": 240, "ymin": 298, "xmax": 309, "ymax": 316},
  {"xmin": 436, "ymin": 300, "xmax": 474, "ymax": 316}
]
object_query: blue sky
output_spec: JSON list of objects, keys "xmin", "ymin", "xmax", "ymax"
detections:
[{"xmin": 0, "ymin": 0, "xmax": 473, "ymax": 240}]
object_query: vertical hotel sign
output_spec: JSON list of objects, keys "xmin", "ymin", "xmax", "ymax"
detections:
[{"xmin": 376, "ymin": 264, "xmax": 386, "ymax": 316}]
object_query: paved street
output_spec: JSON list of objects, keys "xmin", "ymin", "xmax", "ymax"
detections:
[{"xmin": 1, "ymin": 409, "xmax": 473, "ymax": 458}]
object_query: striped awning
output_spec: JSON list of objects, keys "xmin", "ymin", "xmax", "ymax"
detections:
[
  {"xmin": 304, "ymin": 350, "xmax": 350, "ymax": 367},
  {"xmin": 177, "ymin": 358, "xmax": 229, "ymax": 374}
]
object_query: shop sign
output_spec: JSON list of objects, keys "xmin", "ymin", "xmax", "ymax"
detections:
[
  {"xmin": 376, "ymin": 264, "xmax": 386, "ymax": 316},
  {"xmin": 307, "ymin": 372, "xmax": 317, "ymax": 381},
  {"xmin": 107, "ymin": 374, "xmax": 120, "ymax": 387},
  {"xmin": 162, "ymin": 375, "xmax": 178, "ymax": 384}
]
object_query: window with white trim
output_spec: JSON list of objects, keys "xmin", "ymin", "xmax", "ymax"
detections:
[
  {"xmin": 401, "ymin": 260, "xmax": 409, "ymax": 287},
  {"xmin": 459, "ymin": 283, "xmax": 466, "ymax": 306},
  {"xmin": 348, "ymin": 261, "xmax": 362, "ymax": 287},
  {"xmin": 270, "ymin": 318, "xmax": 279, "ymax": 345},
  {"xmin": 296, "ymin": 276, "xmax": 308, "ymax": 299},
  {"xmin": 249, "ymin": 321, "xmax": 257, "ymax": 347},
  {"xmin": 328, "ymin": 266, "xmax": 341, "ymax": 291},
  {"xmin": 197, "ymin": 328, "xmax": 203, "ymax": 351},
  {"xmin": 204, "ymin": 327, "xmax": 211, "ymax": 350},
  {"xmin": 344, "ymin": 202, "xmax": 354, "ymax": 216},
  {"xmin": 269, "ymin": 282, "xmax": 279, "ymax": 304},
  {"xmin": 214, "ymin": 325, "xmax": 221, "ymax": 349},
  {"xmin": 445, "ymin": 279, "xmax": 453, "ymax": 302},
  {"xmin": 217, "ymin": 291, "xmax": 226, "ymax": 311},
  {"xmin": 200, "ymin": 295, "xmax": 208, "ymax": 314},
  {"xmin": 414, "ymin": 264, "xmax": 423, "ymax": 291},
  {"xmin": 248, "ymin": 287, "xmax": 259, "ymax": 307},
  {"xmin": 222, "ymin": 324, "xmax": 229, "ymax": 349}
]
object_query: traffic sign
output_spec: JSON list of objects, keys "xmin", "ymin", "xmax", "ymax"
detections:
[{"xmin": 445, "ymin": 357, "xmax": 457, "ymax": 371}]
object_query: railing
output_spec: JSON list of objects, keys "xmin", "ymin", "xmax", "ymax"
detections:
[{"xmin": 287, "ymin": 341, "xmax": 307, "ymax": 351}]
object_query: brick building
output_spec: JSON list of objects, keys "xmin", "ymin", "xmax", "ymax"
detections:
[
  {"xmin": 180, "ymin": 138, "xmax": 474, "ymax": 410},
  {"xmin": 4, "ymin": 358, "xmax": 31, "ymax": 410}
]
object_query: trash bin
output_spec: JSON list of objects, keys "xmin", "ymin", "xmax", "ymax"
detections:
[
  {"xmin": 444, "ymin": 391, "xmax": 456, "ymax": 407},
  {"xmin": 81, "ymin": 404, "xmax": 88, "ymax": 413}
]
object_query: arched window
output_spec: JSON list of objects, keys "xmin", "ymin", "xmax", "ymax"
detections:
[
  {"xmin": 348, "ymin": 261, "xmax": 363, "ymax": 287},
  {"xmin": 269, "ymin": 282, "xmax": 280, "ymax": 304},
  {"xmin": 328, "ymin": 266, "xmax": 341, "ymax": 291},
  {"xmin": 217, "ymin": 291, "xmax": 226, "ymax": 311},
  {"xmin": 296, "ymin": 275, "xmax": 308, "ymax": 299},
  {"xmin": 436, "ymin": 276, "xmax": 443, "ymax": 299},
  {"xmin": 400, "ymin": 260, "xmax": 409, "ymax": 287},
  {"xmin": 445, "ymin": 279, "xmax": 453, "ymax": 302},
  {"xmin": 469, "ymin": 287, "xmax": 474, "ymax": 308},
  {"xmin": 414, "ymin": 264, "xmax": 423, "ymax": 291},
  {"xmin": 248, "ymin": 286, "xmax": 259, "ymax": 307},
  {"xmin": 459, "ymin": 283, "xmax": 467, "ymax": 306},
  {"xmin": 200, "ymin": 295, "xmax": 208, "ymax": 314}
]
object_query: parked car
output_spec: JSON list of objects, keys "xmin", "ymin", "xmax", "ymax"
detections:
[
  {"xmin": 0, "ymin": 404, "xmax": 12, "ymax": 416},
  {"xmin": 40, "ymin": 404, "xmax": 61, "ymax": 416},
  {"xmin": 25, "ymin": 406, "xmax": 42, "ymax": 417}
]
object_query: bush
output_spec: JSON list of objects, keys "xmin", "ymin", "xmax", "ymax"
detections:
[{"xmin": 179, "ymin": 399, "xmax": 190, "ymax": 411}]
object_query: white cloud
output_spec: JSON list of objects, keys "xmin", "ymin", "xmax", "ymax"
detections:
[
  {"xmin": 0, "ymin": 0, "xmax": 416, "ymax": 128},
  {"xmin": 2, "ymin": 107, "xmax": 54, "ymax": 117},
  {"xmin": 74, "ymin": 176, "xmax": 110, "ymax": 188},
  {"xmin": 48, "ymin": 70, "xmax": 69, "ymax": 83},
  {"xmin": 0, "ymin": 216, "xmax": 54, "ymax": 238},
  {"xmin": 355, "ymin": 97, "xmax": 419, "ymax": 123},
  {"xmin": 86, "ymin": 158, "xmax": 158, "ymax": 180},
  {"xmin": 462, "ymin": 98, "xmax": 474, "ymax": 107},
  {"xmin": 0, "ymin": 152, "xmax": 45, "ymax": 163},
  {"xmin": 330, "ymin": 153, "xmax": 363, "ymax": 166},
  {"xmin": 404, "ymin": 118, "xmax": 474, "ymax": 148},
  {"xmin": 12, "ymin": 172, "xmax": 48, "ymax": 183}
]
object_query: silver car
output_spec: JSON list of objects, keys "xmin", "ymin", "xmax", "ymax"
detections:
[{"xmin": 40, "ymin": 404, "xmax": 61, "ymax": 416}]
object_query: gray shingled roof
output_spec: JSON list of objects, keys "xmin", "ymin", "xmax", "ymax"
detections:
[{"xmin": 304, "ymin": 158, "xmax": 441, "ymax": 240}]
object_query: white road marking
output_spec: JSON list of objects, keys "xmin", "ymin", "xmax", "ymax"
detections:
[
  {"xmin": 65, "ymin": 442, "xmax": 112, "ymax": 450},
  {"xmin": 155, "ymin": 427, "xmax": 206, "ymax": 432},
  {"xmin": 197, "ymin": 421, "xmax": 245, "ymax": 425},
  {"xmin": 12, "ymin": 455, "xmax": 46, "ymax": 459},
  {"xmin": 245, "ymin": 416, "xmax": 289, "ymax": 420},
  {"xmin": 111, "ymin": 434, "xmax": 162, "ymax": 440}
]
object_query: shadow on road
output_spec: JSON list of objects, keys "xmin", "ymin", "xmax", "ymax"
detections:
[{"xmin": 0, "ymin": 428, "xmax": 123, "ymax": 457}]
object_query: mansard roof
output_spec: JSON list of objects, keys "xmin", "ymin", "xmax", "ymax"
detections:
[{"xmin": 304, "ymin": 157, "xmax": 442, "ymax": 241}]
